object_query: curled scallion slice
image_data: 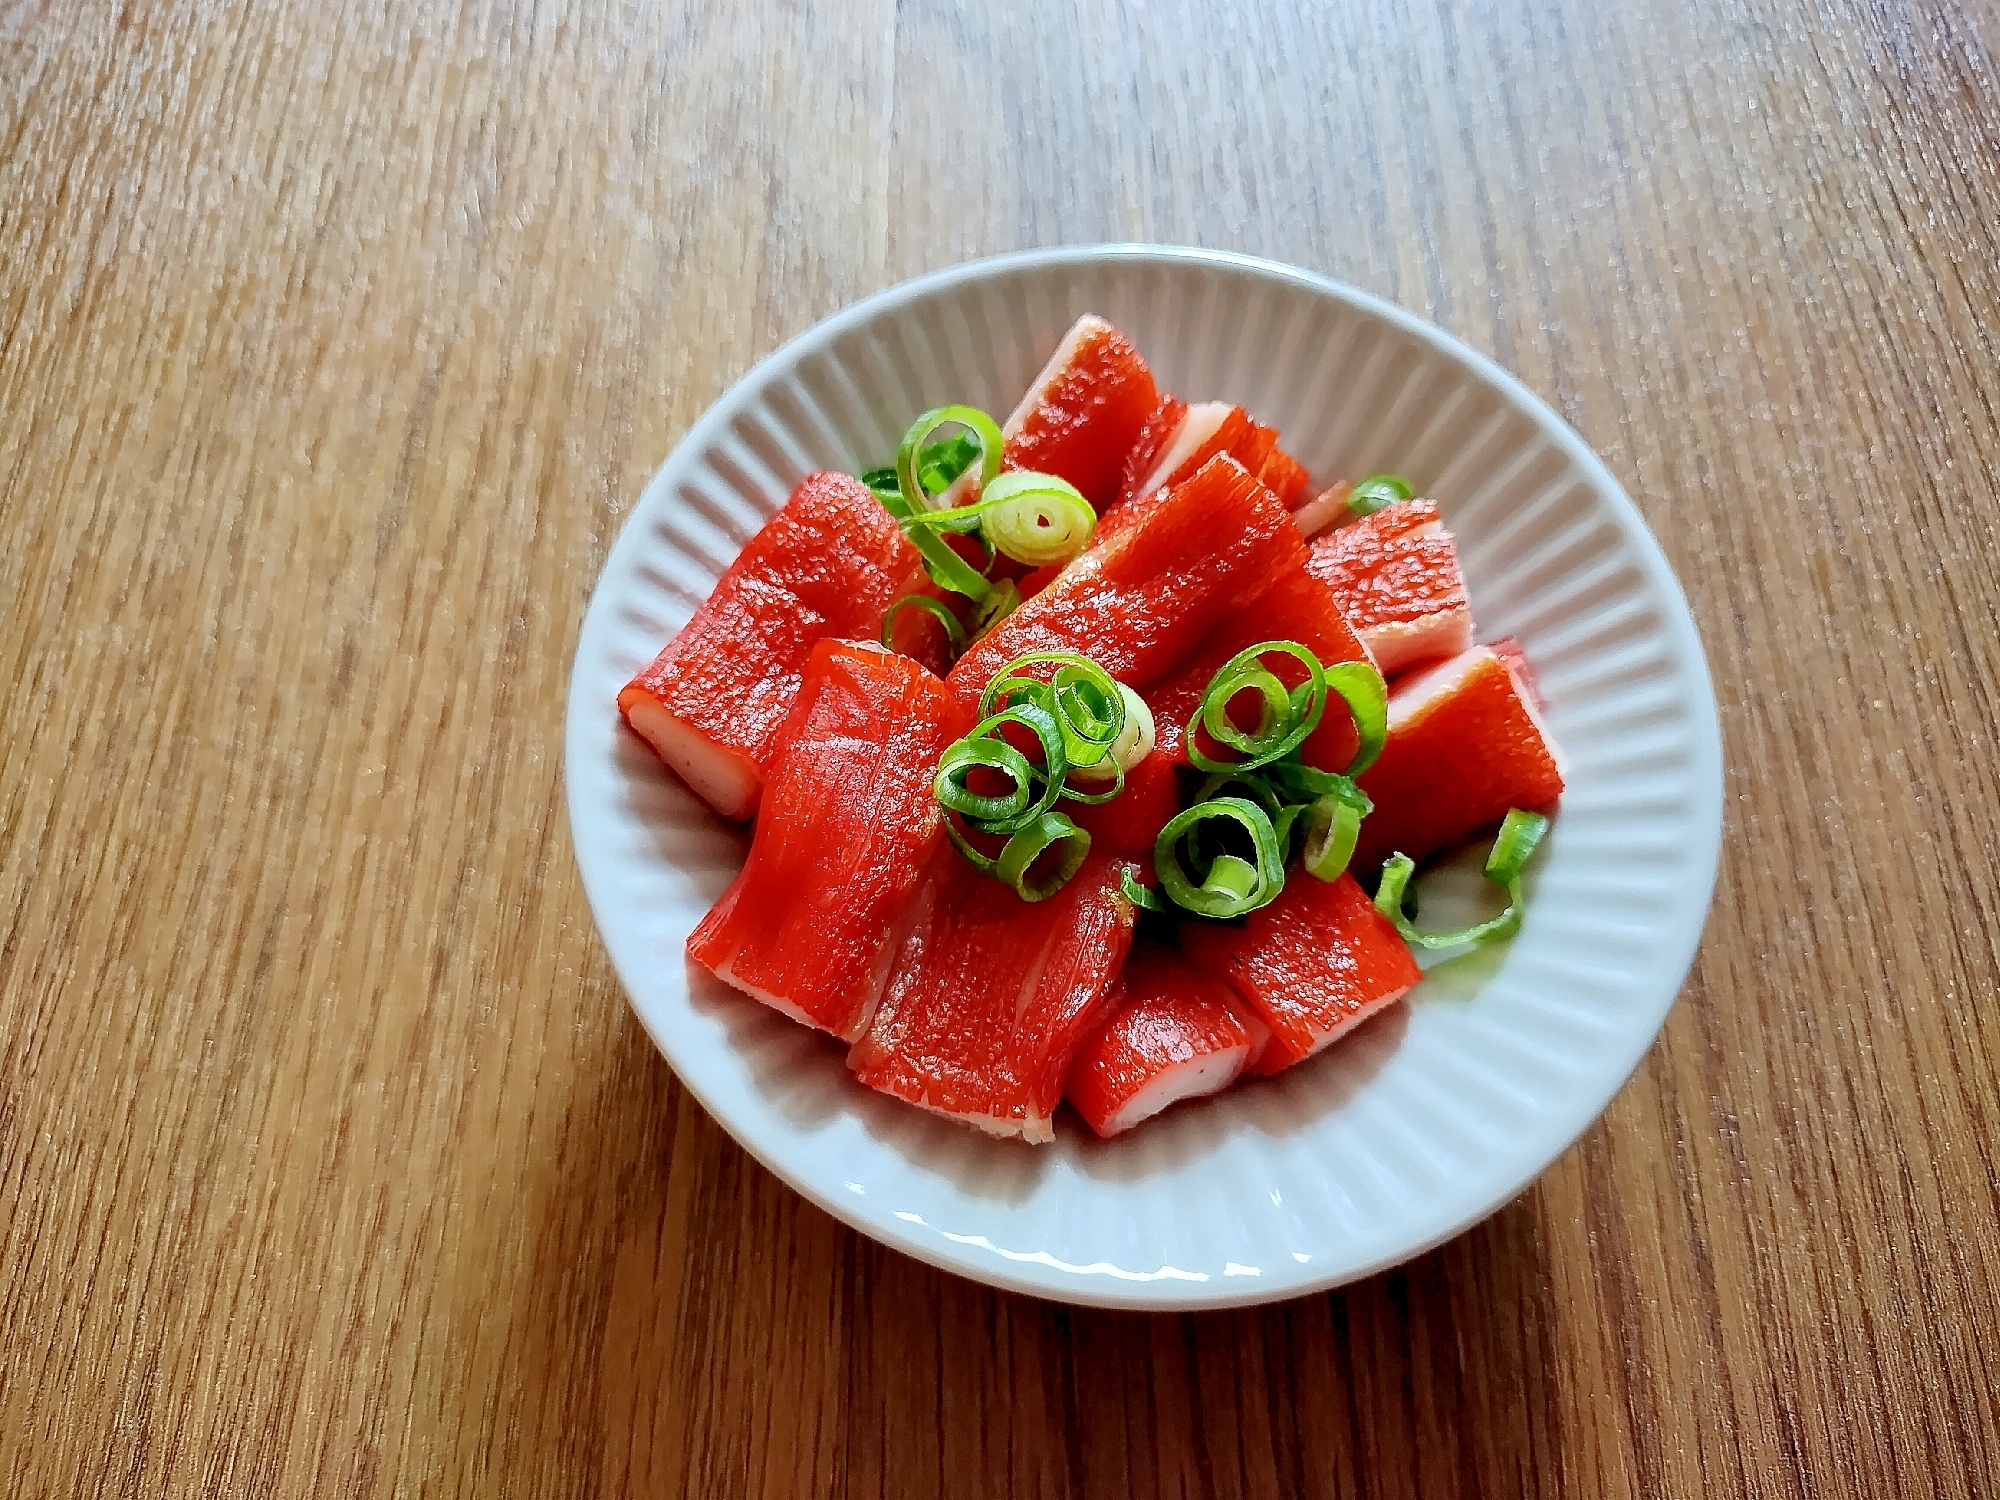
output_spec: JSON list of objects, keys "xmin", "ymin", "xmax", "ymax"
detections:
[
  {"xmin": 977, "ymin": 471, "xmax": 1096, "ymax": 566},
  {"xmin": 1299, "ymin": 792, "xmax": 1365, "ymax": 880},
  {"xmin": 1345, "ymin": 474, "xmax": 1413, "ymax": 518},
  {"xmin": 1154, "ymin": 797, "xmax": 1288, "ymax": 918},
  {"xmin": 1119, "ymin": 866, "xmax": 1166, "ymax": 912},
  {"xmin": 1374, "ymin": 809, "xmax": 1550, "ymax": 950},
  {"xmin": 1186, "ymin": 640, "xmax": 1329, "ymax": 774},
  {"xmin": 996, "ymin": 812, "xmax": 1092, "ymax": 902},
  {"xmin": 880, "ymin": 594, "xmax": 966, "ymax": 656},
  {"xmin": 1068, "ymin": 685, "xmax": 1154, "ymax": 783},
  {"xmin": 895, "ymin": 406, "xmax": 1005, "ymax": 513},
  {"xmin": 979, "ymin": 652, "xmax": 1127, "ymax": 774}
]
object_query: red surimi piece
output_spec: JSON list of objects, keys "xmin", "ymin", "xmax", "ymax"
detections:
[
  {"xmin": 1307, "ymin": 498, "xmax": 1475, "ymax": 677},
  {"xmin": 849, "ymin": 852, "xmax": 1139, "ymax": 1142},
  {"xmin": 1067, "ymin": 747, "xmax": 1183, "ymax": 855},
  {"xmin": 1066, "ymin": 941, "xmax": 1270, "ymax": 1138},
  {"xmin": 1143, "ymin": 563, "xmax": 1371, "ymax": 776},
  {"xmin": 1116, "ymin": 397, "xmax": 1189, "ymax": 512},
  {"xmin": 1001, "ymin": 315, "xmax": 1160, "ymax": 508},
  {"xmin": 1257, "ymin": 447, "xmax": 1313, "ymax": 508},
  {"xmin": 618, "ymin": 472, "xmax": 918, "ymax": 820},
  {"xmin": 1183, "ymin": 873, "xmax": 1421, "ymax": 1075},
  {"xmin": 1352, "ymin": 644, "xmax": 1566, "ymax": 872},
  {"xmin": 1486, "ymin": 635, "xmax": 1545, "ymax": 708},
  {"xmin": 944, "ymin": 454, "xmax": 1308, "ymax": 720},
  {"xmin": 1119, "ymin": 402, "xmax": 1252, "ymax": 507},
  {"xmin": 686, "ymin": 641, "xmax": 951, "ymax": 1041}
]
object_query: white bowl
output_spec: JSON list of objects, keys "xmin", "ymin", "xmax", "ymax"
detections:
[{"xmin": 565, "ymin": 246, "xmax": 1723, "ymax": 1309}]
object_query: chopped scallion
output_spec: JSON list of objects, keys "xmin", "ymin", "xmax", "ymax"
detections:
[
  {"xmin": 1345, "ymin": 474, "xmax": 1414, "ymax": 518},
  {"xmin": 1374, "ymin": 809, "xmax": 1551, "ymax": 950}
]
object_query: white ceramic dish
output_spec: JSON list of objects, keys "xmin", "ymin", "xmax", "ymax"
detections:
[{"xmin": 565, "ymin": 246, "xmax": 1723, "ymax": 1310}]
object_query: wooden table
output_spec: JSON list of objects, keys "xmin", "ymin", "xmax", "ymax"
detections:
[{"xmin": 5, "ymin": 0, "xmax": 1998, "ymax": 1494}]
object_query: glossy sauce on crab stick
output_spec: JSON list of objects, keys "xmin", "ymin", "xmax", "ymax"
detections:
[
  {"xmin": 1066, "ymin": 941, "xmax": 1270, "ymax": 1138},
  {"xmin": 1352, "ymin": 644, "xmax": 1565, "ymax": 872},
  {"xmin": 849, "ymin": 852, "xmax": 1140, "ymax": 1143},
  {"xmin": 618, "ymin": 472, "xmax": 918, "ymax": 820},
  {"xmin": 1182, "ymin": 872, "xmax": 1421, "ymax": 1075},
  {"xmin": 686, "ymin": 640, "xmax": 951, "ymax": 1041},
  {"xmin": 944, "ymin": 454, "xmax": 1307, "ymax": 719}
]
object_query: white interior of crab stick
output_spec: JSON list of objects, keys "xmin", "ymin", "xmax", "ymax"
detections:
[
  {"xmin": 623, "ymin": 697, "xmax": 763, "ymax": 821},
  {"xmin": 1134, "ymin": 400, "xmax": 1234, "ymax": 499},
  {"xmin": 1002, "ymin": 314, "xmax": 1108, "ymax": 437},
  {"xmin": 1388, "ymin": 646, "xmax": 1569, "ymax": 780},
  {"xmin": 1102, "ymin": 1045, "xmax": 1256, "ymax": 1137}
]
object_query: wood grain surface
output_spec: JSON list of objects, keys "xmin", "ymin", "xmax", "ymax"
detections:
[{"xmin": 4, "ymin": 0, "xmax": 1999, "ymax": 1494}]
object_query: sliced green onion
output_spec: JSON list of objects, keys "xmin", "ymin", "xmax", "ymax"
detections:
[
  {"xmin": 979, "ymin": 652, "xmax": 1126, "ymax": 773},
  {"xmin": 904, "ymin": 522, "xmax": 992, "ymax": 601},
  {"xmin": 1193, "ymin": 768, "xmax": 1285, "ymax": 818},
  {"xmin": 882, "ymin": 407, "xmax": 1005, "ymax": 600},
  {"xmin": 1154, "ymin": 797, "xmax": 1288, "ymax": 918},
  {"xmin": 1375, "ymin": 809, "xmax": 1551, "ymax": 950},
  {"xmin": 1186, "ymin": 640, "xmax": 1328, "ymax": 774},
  {"xmin": 934, "ymin": 733, "xmax": 1036, "ymax": 825},
  {"xmin": 977, "ymin": 471, "xmax": 1095, "ymax": 566},
  {"xmin": 996, "ymin": 812, "xmax": 1092, "ymax": 902},
  {"xmin": 896, "ymin": 405, "xmax": 1004, "ymax": 512},
  {"xmin": 1346, "ymin": 474, "xmax": 1414, "ymax": 518},
  {"xmin": 1057, "ymin": 756, "xmax": 1126, "ymax": 805},
  {"xmin": 880, "ymin": 594, "xmax": 966, "ymax": 656},
  {"xmin": 1070, "ymin": 685, "xmax": 1155, "ymax": 782},
  {"xmin": 1299, "ymin": 793, "xmax": 1364, "ymax": 880},
  {"xmin": 1119, "ymin": 866, "xmax": 1165, "ymax": 912},
  {"xmin": 917, "ymin": 430, "xmax": 982, "ymax": 495},
  {"xmin": 968, "ymin": 578, "xmax": 1021, "ymax": 641},
  {"xmin": 861, "ymin": 466, "xmax": 901, "ymax": 504},
  {"xmin": 1324, "ymin": 661, "xmax": 1389, "ymax": 775}
]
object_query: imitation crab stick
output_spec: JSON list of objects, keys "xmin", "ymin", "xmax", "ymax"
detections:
[
  {"xmin": 1001, "ymin": 315, "xmax": 1160, "ymax": 508},
  {"xmin": 1142, "ymin": 563, "xmax": 1372, "ymax": 775},
  {"xmin": 686, "ymin": 640, "xmax": 952, "ymax": 1041},
  {"xmin": 849, "ymin": 852, "xmax": 1139, "ymax": 1142},
  {"xmin": 1306, "ymin": 498, "xmax": 1474, "ymax": 677},
  {"xmin": 1065, "ymin": 941, "xmax": 1270, "ymax": 1138},
  {"xmin": 618, "ymin": 472, "xmax": 918, "ymax": 820},
  {"xmin": 1257, "ymin": 446, "xmax": 1313, "ymax": 508},
  {"xmin": 944, "ymin": 454, "xmax": 1307, "ymax": 718},
  {"xmin": 1068, "ymin": 747, "xmax": 1183, "ymax": 855},
  {"xmin": 1182, "ymin": 872, "xmax": 1421, "ymax": 1075},
  {"xmin": 1119, "ymin": 402, "xmax": 1256, "ymax": 509},
  {"xmin": 1352, "ymin": 644, "xmax": 1566, "ymax": 872}
]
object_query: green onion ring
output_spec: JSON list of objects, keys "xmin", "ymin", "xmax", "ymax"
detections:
[
  {"xmin": 934, "ymin": 734, "xmax": 1036, "ymax": 825},
  {"xmin": 941, "ymin": 812, "xmax": 999, "ymax": 875},
  {"xmin": 1375, "ymin": 809, "xmax": 1550, "ymax": 949},
  {"xmin": 977, "ymin": 471, "xmax": 1096, "ymax": 566},
  {"xmin": 1070, "ymin": 685, "xmax": 1155, "ymax": 783},
  {"xmin": 895, "ymin": 405, "xmax": 1005, "ymax": 512},
  {"xmin": 979, "ymin": 652, "xmax": 1126, "ymax": 772},
  {"xmin": 1324, "ymin": 661, "xmax": 1389, "ymax": 775},
  {"xmin": 880, "ymin": 595, "xmax": 966, "ymax": 657},
  {"xmin": 1119, "ymin": 866, "xmax": 1165, "ymax": 912},
  {"xmin": 1346, "ymin": 474, "xmax": 1414, "ymax": 518},
  {"xmin": 968, "ymin": 579, "xmax": 1021, "ymax": 640},
  {"xmin": 959, "ymin": 703, "xmax": 1069, "ymax": 834},
  {"xmin": 997, "ymin": 812, "xmax": 1092, "ymax": 902},
  {"xmin": 1154, "ymin": 797, "xmax": 1288, "ymax": 918},
  {"xmin": 1186, "ymin": 641, "xmax": 1329, "ymax": 774},
  {"xmin": 1299, "ymin": 793, "xmax": 1365, "ymax": 880}
]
